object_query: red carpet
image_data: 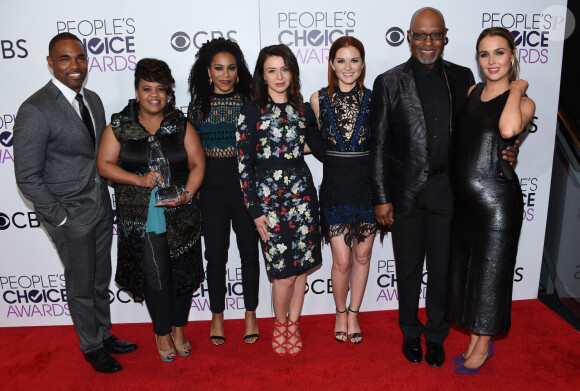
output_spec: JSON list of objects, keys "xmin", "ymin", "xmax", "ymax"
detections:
[{"xmin": 1, "ymin": 299, "xmax": 578, "ymax": 391}]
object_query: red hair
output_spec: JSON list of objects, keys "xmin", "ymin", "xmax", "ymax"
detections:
[{"xmin": 326, "ymin": 36, "xmax": 366, "ymax": 101}]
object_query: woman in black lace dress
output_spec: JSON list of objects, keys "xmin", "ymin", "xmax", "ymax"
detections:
[
  {"xmin": 187, "ymin": 38, "xmax": 260, "ymax": 346},
  {"xmin": 310, "ymin": 37, "xmax": 383, "ymax": 344},
  {"xmin": 446, "ymin": 28, "xmax": 535, "ymax": 374},
  {"xmin": 237, "ymin": 45, "xmax": 325, "ymax": 355},
  {"xmin": 97, "ymin": 59, "xmax": 205, "ymax": 362}
]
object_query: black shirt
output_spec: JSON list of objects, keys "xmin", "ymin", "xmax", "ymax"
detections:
[{"xmin": 412, "ymin": 56, "xmax": 451, "ymax": 170}]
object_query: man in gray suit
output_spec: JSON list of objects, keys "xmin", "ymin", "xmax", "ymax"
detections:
[{"xmin": 13, "ymin": 33, "xmax": 136, "ymax": 373}]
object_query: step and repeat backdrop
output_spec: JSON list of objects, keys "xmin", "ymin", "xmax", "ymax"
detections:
[{"xmin": 0, "ymin": 0, "xmax": 568, "ymax": 326}]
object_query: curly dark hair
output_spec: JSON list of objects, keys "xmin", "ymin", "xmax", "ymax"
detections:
[
  {"xmin": 134, "ymin": 58, "xmax": 176, "ymax": 108},
  {"xmin": 187, "ymin": 38, "xmax": 252, "ymax": 120},
  {"xmin": 251, "ymin": 45, "xmax": 303, "ymax": 112}
]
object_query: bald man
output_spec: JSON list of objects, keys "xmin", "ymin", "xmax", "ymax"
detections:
[{"xmin": 370, "ymin": 8, "xmax": 517, "ymax": 367}]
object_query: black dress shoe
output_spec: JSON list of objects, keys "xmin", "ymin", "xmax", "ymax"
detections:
[
  {"xmin": 84, "ymin": 347, "xmax": 122, "ymax": 373},
  {"xmin": 103, "ymin": 335, "xmax": 138, "ymax": 354},
  {"xmin": 402, "ymin": 336, "xmax": 422, "ymax": 364},
  {"xmin": 425, "ymin": 340, "xmax": 445, "ymax": 368}
]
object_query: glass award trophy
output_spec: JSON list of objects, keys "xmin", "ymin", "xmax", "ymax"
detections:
[{"xmin": 147, "ymin": 135, "xmax": 181, "ymax": 203}]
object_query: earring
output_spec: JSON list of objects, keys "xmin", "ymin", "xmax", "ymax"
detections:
[
  {"xmin": 236, "ymin": 76, "xmax": 239, "ymax": 84},
  {"xmin": 511, "ymin": 59, "xmax": 514, "ymax": 68},
  {"xmin": 209, "ymin": 77, "xmax": 213, "ymax": 85},
  {"xmin": 167, "ymin": 98, "xmax": 171, "ymax": 103}
]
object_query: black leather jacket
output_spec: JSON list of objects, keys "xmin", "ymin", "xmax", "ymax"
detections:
[{"xmin": 370, "ymin": 57, "xmax": 475, "ymax": 216}]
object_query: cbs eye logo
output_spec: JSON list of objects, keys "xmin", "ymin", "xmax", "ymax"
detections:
[
  {"xmin": 0, "ymin": 213, "xmax": 9, "ymax": 230},
  {"xmin": 171, "ymin": 32, "xmax": 190, "ymax": 52},
  {"xmin": 385, "ymin": 27, "xmax": 405, "ymax": 47}
]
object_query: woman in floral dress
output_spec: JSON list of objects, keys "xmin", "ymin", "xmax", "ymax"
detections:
[{"xmin": 236, "ymin": 45, "xmax": 325, "ymax": 356}]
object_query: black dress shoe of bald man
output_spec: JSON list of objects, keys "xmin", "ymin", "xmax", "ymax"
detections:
[
  {"xmin": 425, "ymin": 340, "xmax": 445, "ymax": 368},
  {"xmin": 403, "ymin": 336, "xmax": 422, "ymax": 364}
]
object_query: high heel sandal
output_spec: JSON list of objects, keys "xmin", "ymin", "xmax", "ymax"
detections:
[
  {"xmin": 155, "ymin": 334, "xmax": 176, "ymax": 363},
  {"xmin": 347, "ymin": 306, "xmax": 362, "ymax": 344},
  {"xmin": 286, "ymin": 318, "xmax": 302, "ymax": 355},
  {"xmin": 335, "ymin": 307, "xmax": 347, "ymax": 343},
  {"xmin": 244, "ymin": 310, "xmax": 260, "ymax": 344},
  {"xmin": 272, "ymin": 318, "xmax": 287, "ymax": 356},
  {"xmin": 171, "ymin": 327, "xmax": 191, "ymax": 357},
  {"xmin": 210, "ymin": 312, "xmax": 226, "ymax": 346}
]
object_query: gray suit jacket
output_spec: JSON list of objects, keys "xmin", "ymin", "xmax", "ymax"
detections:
[{"xmin": 14, "ymin": 80, "xmax": 110, "ymax": 227}]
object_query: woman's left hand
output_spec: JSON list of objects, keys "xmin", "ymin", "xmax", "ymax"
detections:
[
  {"xmin": 155, "ymin": 191, "xmax": 192, "ymax": 208},
  {"xmin": 510, "ymin": 79, "xmax": 529, "ymax": 97}
]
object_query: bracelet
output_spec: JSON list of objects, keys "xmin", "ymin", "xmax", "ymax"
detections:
[{"xmin": 183, "ymin": 189, "xmax": 194, "ymax": 205}]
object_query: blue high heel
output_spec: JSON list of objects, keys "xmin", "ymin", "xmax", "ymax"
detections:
[{"xmin": 454, "ymin": 338, "xmax": 494, "ymax": 374}]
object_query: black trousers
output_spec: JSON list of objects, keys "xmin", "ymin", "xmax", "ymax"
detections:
[
  {"xmin": 143, "ymin": 232, "xmax": 192, "ymax": 336},
  {"xmin": 199, "ymin": 158, "xmax": 260, "ymax": 314},
  {"xmin": 391, "ymin": 173, "xmax": 453, "ymax": 343}
]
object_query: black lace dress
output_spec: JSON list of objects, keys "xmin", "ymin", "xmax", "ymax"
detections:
[
  {"xmin": 318, "ymin": 85, "xmax": 382, "ymax": 245},
  {"xmin": 446, "ymin": 83, "xmax": 523, "ymax": 335}
]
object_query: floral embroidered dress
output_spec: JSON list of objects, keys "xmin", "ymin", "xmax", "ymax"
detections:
[
  {"xmin": 236, "ymin": 102, "xmax": 325, "ymax": 278},
  {"xmin": 318, "ymin": 85, "xmax": 383, "ymax": 245}
]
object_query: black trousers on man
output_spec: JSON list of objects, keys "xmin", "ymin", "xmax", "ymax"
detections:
[
  {"xmin": 199, "ymin": 157, "xmax": 260, "ymax": 315},
  {"xmin": 391, "ymin": 173, "xmax": 453, "ymax": 343}
]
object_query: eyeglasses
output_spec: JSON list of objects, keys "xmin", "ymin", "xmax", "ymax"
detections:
[{"xmin": 409, "ymin": 30, "xmax": 448, "ymax": 41}]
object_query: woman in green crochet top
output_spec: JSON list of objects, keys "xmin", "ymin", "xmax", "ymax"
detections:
[{"xmin": 187, "ymin": 38, "xmax": 260, "ymax": 346}]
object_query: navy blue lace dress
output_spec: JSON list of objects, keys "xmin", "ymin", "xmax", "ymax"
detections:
[{"xmin": 318, "ymin": 85, "xmax": 382, "ymax": 245}]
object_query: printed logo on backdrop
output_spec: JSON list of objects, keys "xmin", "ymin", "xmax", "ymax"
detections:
[
  {"xmin": 56, "ymin": 18, "xmax": 137, "ymax": 72},
  {"xmin": 0, "ymin": 212, "xmax": 40, "ymax": 230},
  {"xmin": 0, "ymin": 114, "xmax": 15, "ymax": 165},
  {"xmin": 189, "ymin": 267, "xmax": 246, "ymax": 311},
  {"xmin": 1, "ymin": 274, "xmax": 69, "ymax": 318},
  {"xmin": 305, "ymin": 278, "xmax": 333, "ymax": 295},
  {"xmin": 376, "ymin": 259, "xmax": 420, "ymax": 303},
  {"xmin": 481, "ymin": 9, "xmax": 572, "ymax": 65},
  {"xmin": 170, "ymin": 31, "xmax": 238, "ymax": 52},
  {"xmin": 521, "ymin": 177, "xmax": 538, "ymax": 222},
  {"xmin": 1, "ymin": 39, "xmax": 28, "ymax": 59},
  {"xmin": 385, "ymin": 27, "xmax": 405, "ymax": 47},
  {"xmin": 277, "ymin": 11, "xmax": 356, "ymax": 64}
]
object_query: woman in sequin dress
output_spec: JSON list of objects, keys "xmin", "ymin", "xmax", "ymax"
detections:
[{"xmin": 446, "ymin": 27, "xmax": 535, "ymax": 374}]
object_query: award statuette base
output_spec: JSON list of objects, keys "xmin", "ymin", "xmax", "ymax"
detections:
[{"xmin": 155, "ymin": 185, "xmax": 181, "ymax": 204}]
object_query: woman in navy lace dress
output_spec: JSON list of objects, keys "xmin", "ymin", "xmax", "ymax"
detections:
[
  {"xmin": 310, "ymin": 37, "xmax": 383, "ymax": 344},
  {"xmin": 237, "ymin": 45, "xmax": 325, "ymax": 355}
]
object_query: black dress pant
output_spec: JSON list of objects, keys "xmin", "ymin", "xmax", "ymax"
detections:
[
  {"xmin": 391, "ymin": 173, "xmax": 453, "ymax": 343},
  {"xmin": 143, "ymin": 232, "xmax": 192, "ymax": 336},
  {"xmin": 200, "ymin": 157, "xmax": 260, "ymax": 314}
]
